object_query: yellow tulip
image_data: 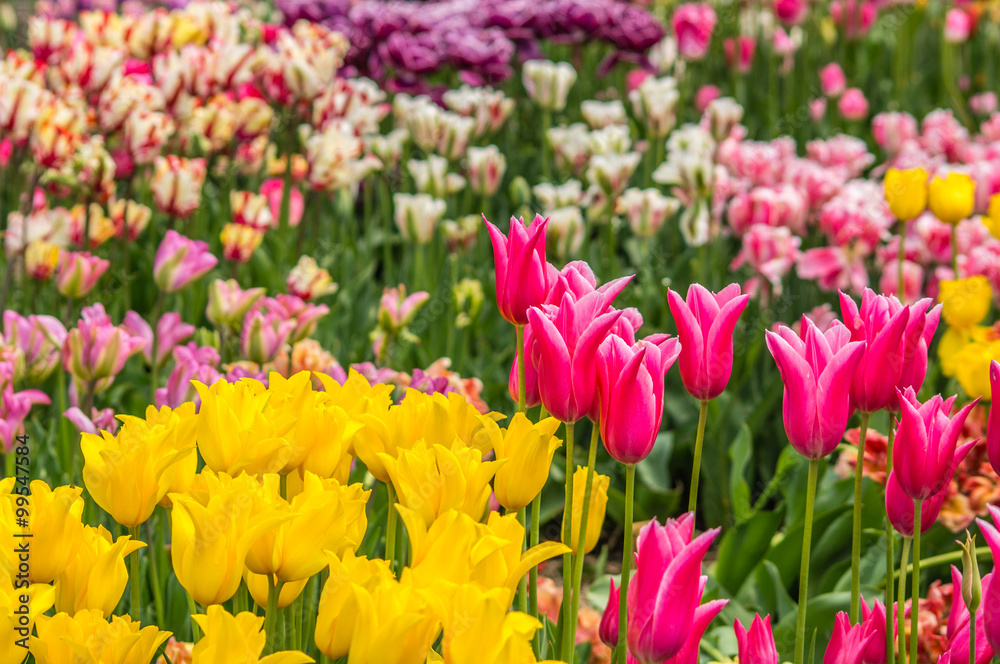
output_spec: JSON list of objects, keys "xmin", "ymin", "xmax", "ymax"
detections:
[
  {"xmin": 928, "ymin": 172, "xmax": 976, "ymax": 224},
  {"xmin": 348, "ymin": 582, "xmax": 440, "ymax": 664},
  {"xmin": 54, "ymin": 525, "xmax": 145, "ymax": 616},
  {"xmin": 379, "ymin": 442, "xmax": 504, "ymax": 527},
  {"xmin": 169, "ymin": 472, "xmax": 290, "ymax": 606},
  {"xmin": 884, "ymin": 167, "xmax": 928, "ymax": 221},
  {"xmin": 18, "ymin": 481, "xmax": 83, "ymax": 583},
  {"xmin": 190, "ymin": 604, "xmax": 313, "ymax": 664},
  {"xmin": 314, "ymin": 368, "xmax": 395, "ymax": 417},
  {"xmin": 564, "ymin": 467, "xmax": 610, "ymax": 555},
  {"xmin": 82, "ymin": 416, "xmax": 195, "ymax": 527},
  {"xmin": 31, "ymin": 610, "xmax": 171, "ymax": 664},
  {"xmin": 985, "ymin": 194, "xmax": 1000, "ymax": 240},
  {"xmin": 243, "ymin": 568, "xmax": 308, "ymax": 610},
  {"xmin": 0, "ymin": 570, "xmax": 52, "ymax": 664},
  {"xmin": 952, "ymin": 338, "xmax": 1000, "ymax": 398},
  {"xmin": 440, "ymin": 584, "xmax": 553, "ymax": 664},
  {"xmin": 492, "ymin": 414, "xmax": 562, "ymax": 512},
  {"xmin": 314, "ymin": 551, "xmax": 395, "ymax": 659},
  {"xmin": 940, "ymin": 276, "xmax": 992, "ymax": 329},
  {"xmin": 0, "ymin": 478, "xmax": 22, "ymax": 578},
  {"xmin": 293, "ymin": 397, "xmax": 362, "ymax": 483},
  {"xmin": 244, "ymin": 471, "xmax": 369, "ymax": 583},
  {"xmin": 400, "ymin": 507, "xmax": 569, "ymax": 602},
  {"xmin": 263, "ymin": 371, "xmax": 316, "ymax": 473},
  {"xmin": 193, "ymin": 378, "xmax": 297, "ymax": 477},
  {"xmin": 141, "ymin": 402, "xmax": 199, "ymax": 506}
]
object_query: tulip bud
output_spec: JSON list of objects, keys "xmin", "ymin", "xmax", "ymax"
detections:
[
  {"xmin": 378, "ymin": 285, "xmax": 430, "ymax": 332},
  {"xmin": 394, "ymin": 193, "xmax": 446, "ymax": 245},
  {"xmin": 442, "ymin": 215, "xmax": 480, "ymax": 253},
  {"xmin": 616, "ymin": 188, "xmax": 680, "ymax": 238},
  {"xmin": 884, "ymin": 168, "xmax": 929, "ymax": 221},
  {"xmin": 467, "ymin": 145, "xmax": 507, "ymax": 196},
  {"xmin": 230, "ymin": 190, "xmax": 274, "ymax": 231},
  {"xmin": 453, "ymin": 278, "xmax": 484, "ymax": 328},
  {"xmin": 241, "ymin": 310, "xmax": 295, "ymax": 364},
  {"xmin": 287, "ymin": 256, "xmax": 338, "ymax": 301},
  {"xmin": 154, "ymin": 230, "xmax": 218, "ymax": 292},
  {"xmin": 522, "ymin": 60, "xmax": 577, "ymax": 111},
  {"xmin": 929, "ymin": 171, "xmax": 976, "ymax": 224},
  {"xmin": 151, "ymin": 155, "xmax": 206, "ymax": 219},
  {"xmin": 958, "ymin": 531, "xmax": 983, "ymax": 613},
  {"xmin": 564, "ymin": 466, "xmax": 609, "ymax": 554},
  {"xmin": 109, "ymin": 198, "xmax": 151, "ymax": 240},
  {"xmin": 705, "ymin": 97, "xmax": 744, "ymax": 141},
  {"xmin": 25, "ymin": 241, "xmax": 60, "ymax": 281},
  {"xmin": 206, "ymin": 279, "xmax": 265, "ymax": 329},
  {"xmin": 220, "ymin": 223, "xmax": 264, "ymax": 263},
  {"xmin": 509, "ymin": 175, "xmax": 532, "ymax": 209},
  {"xmin": 599, "ymin": 578, "xmax": 620, "ymax": 647},
  {"xmin": 408, "ymin": 155, "xmax": 466, "ymax": 199},
  {"xmin": 56, "ymin": 251, "xmax": 109, "ymax": 299},
  {"xmin": 546, "ymin": 206, "xmax": 586, "ymax": 259},
  {"xmin": 939, "ymin": 276, "xmax": 992, "ymax": 328},
  {"xmin": 629, "ymin": 76, "xmax": 679, "ymax": 138}
]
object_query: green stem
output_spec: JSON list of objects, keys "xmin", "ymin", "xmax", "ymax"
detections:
[
  {"xmin": 688, "ymin": 400, "xmax": 709, "ymax": 515},
  {"xmin": 129, "ymin": 525, "xmax": 142, "ymax": 622},
  {"xmin": 910, "ymin": 500, "xmax": 923, "ymax": 664},
  {"xmin": 264, "ymin": 574, "xmax": 284, "ymax": 653},
  {"xmin": 149, "ymin": 291, "xmax": 165, "ymax": 403},
  {"xmin": 895, "ymin": 547, "xmax": 993, "ymax": 578},
  {"xmin": 541, "ymin": 110, "xmax": 553, "ymax": 182},
  {"xmin": 971, "ymin": 600, "xmax": 977, "ymax": 664},
  {"xmin": 187, "ymin": 593, "xmax": 202, "ymax": 641},
  {"xmin": 899, "ymin": 537, "xmax": 910, "ymax": 664},
  {"xmin": 56, "ymin": 367, "xmax": 71, "ymax": 483},
  {"xmin": 569, "ymin": 425, "xmax": 600, "ymax": 659},
  {"xmin": 617, "ymin": 465, "xmax": 636, "ymax": 664},
  {"xmin": 886, "ymin": 426, "xmax": 896, "ymax": 664},
  {"xmin": 794, "ymin": 458, "xmax": 820, "ymax": 664},
  {"xmin": 560, "ymin": 421, "xmax": 576, "ymax": 662},
  {"xmin": 516, "ymin": 325, "xmax": 527, "ymax": 413},
  {"xmin": 898, "ymin": 221, "xmax": 906, "ymax": 301},
  {"xmin": 942, "ymin": 40, "xmax": 975, "ymax": 131},
  {"xmin": 148, "ymin": 514, "xmax": 166, "ymax": 629},
  {"xmin": 518, "ymin": 507, "xmax": 529, "ymax": 614},
  {"xmin": 289, "ymin": 593, "xmax": 300, "ymax": 653},
  {"xmin": 530, "ymin": 492, "xmax": 541, "ymax": 654},
  {"xmin": 386, "ymin": 482, "xmax": 397, "ymax": 571},
  {"xmin": 851, "ymin": 411, "xmax": 871, "ymax": 623},
  {"xmin": 952, "ymin": 223, "xmax": 960, "ymax": 276}
]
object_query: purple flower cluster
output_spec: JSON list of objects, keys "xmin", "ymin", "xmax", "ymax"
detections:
[{"xmin": 277, "ymin": 0, "xmax": 665, "ymax": 87}]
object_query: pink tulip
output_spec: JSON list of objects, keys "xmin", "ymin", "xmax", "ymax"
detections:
[
  {"xmin": 838, "ymin": 88, "xmax": 869, "ymax": 121},
  {"xmin": 895, "ymin": 299, "xmax": 941, "ymax": 400},
  {"xmin": 155, "ymin": 343, "xmax": 221, "ymax": 409},
  {"xmin": 774, "ymin": 0, "xmax": 808, "ymax": 25},
  {"xmin": 695, "ymin": 85, "xmax": 721, "ymax": 113},
  {"xmin": 824, "ymin": 612, "xmax": 877, "ymax": 664},
  {"xmin": 154, "ymin": 230, "xmax": 218, "ymax": 293},
  {"xmin": 61, "ymin": 304, "xmax": 145, "ymax": 391},
  {"xmin": 597, "ymin": 333, "xmax": 681, "ymax": 465},
  {"xmin": 765, "ymin": 317, "xmax": 865, "ymax": 459},
  {"xmin": 944, "ymin": 8, "xmax": 973, "ymax": 44},
  {"xmin": 735, "ymin": 615, "xmax": 778, "ymax": 664},
  {"xmin": 987, "ymin": 360, "xmax": 1000, "ymax": 473},
  {"xmin": 528, "ymin": 277, "xmax": 631, "ymax": 423},
  {"xmin": 485, "ymin": 214, "xmax": 551, "ymax": 326},
  {"xmin": 892, "ymin": 387, "xmax": 978, "ymax": 501},
  {"xmin": 599, "ymin": 578, "xmax": 619, "ymax": 648},
  {"xmin": 627, "ymin": 514, "xmax": 726, "ymax": 664},
  {"xmin": 3, "ymin": 312, "xmax": 66, "ymax": 383},
  {"xmin": 859, "ymin": 598, "xmax": 891, "ymax": 664},
  {"xmin": 724, "ymin": 36, "xmax": 755, "ymax": 74},
  {"xmin": 976, "ymin": 505, "xmax": 1000, "ymax": 654},
  {"xmin": 206, "ymin": 279, "xmax": 266, "ymax": 329},
  {"xmin": 839, "ymin": 289, "xmax": 911, "ymax": 413},
  {"xmin": 378, "ymin": 285, "xmax": 430, "ymax": 331},
  {"xmin": 122, "ymin": 311, "xmax": 195, "ymax": 368},
  {"xmin": 241, "ymin": 310, "xmax": 295, "ymax": 364},
  {"xmin": 265, "ymin": 295, "xmax": 329, "ymax": 344},
  {"xmin": 0, "ymin": 378, "xmax": 50, "ymax": 452},
  {"xmin": 672, "ymin": 3, "xmax": 717, "ymax": 60},
  {"xmin": 63, "ymin": 406, "xmax": 118, "ymax": 435},
  {"xmin": 261, "ymin": 178, "xmax": 305, "ymax": 227},
  {"xmin": 56, "ymin": 251, "xmax": 109, "ymax": 299},
  {"xmin": 878, "ymin": 260, "xmax": 924, "ymax": 306},
  {"xmin": 820, "ymin": 63, "xmax": 847, "ymax": 97},
  {"xmin": 872, "ymin": 112, "xmax": 919, "ymax": 156},
  {"xmin": 884, "ymin": 470, "xmax": 948, "ymax": 537},
  {"xmin": 668, "ymin": 283, "xmax": 750, "ymax": 401}
]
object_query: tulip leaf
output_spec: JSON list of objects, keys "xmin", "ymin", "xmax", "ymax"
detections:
[
  {"xmin": 714, "ymin": 508, "xmax": 784, "ymax": 595},
  {"xmin": 635, "ymin": 431, "xmax": 673, "ymax": 493},
  {"xmin": 772, "ymin": 591, "xmax": 851, "ymax": 663},
  {"xmin": 728, "ymin": 423, "xmax": 754, "ymax": 524}
]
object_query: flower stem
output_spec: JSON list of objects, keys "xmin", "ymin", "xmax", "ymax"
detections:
[
  {"xmin": 952, "ymin": 224, "xmax": 960, "ymax": 276},
  {"xmin": 910, "ymin": 500, "xmax": 923, "ymax": 664},
  {"xmin": 617, "ymin": 464, "xmax": 636, "ymax": 664},
  {"xmin": 898, "ymin": 221, "xmax": 906, "ymax": 301},
  {"xmin": 886, "ymin": 426, "xmax": 896, "ymax": 664},
  {"xmin": 516, "ymin": 325, "xmax": 527, "ymax": 413},
  {"xmin": 264, "ymin": 574, "xmax": 284, "ymax": 653},
  {"xmin": 385, "ymin": 482, "xmax": 397, "ymax": 572},
  {"xmin": 898, "ymin": 536, "xmax": 911, "ymax": 664},
  {"xmin": 129, "ymin": 525, "xmax": 142, "ymax": 622},
  {"xmin": 971, "ymin": 600, "xmax": 977, "ymax": 664},
  {"xmin": 530, "ymin": 492, "xmax": 541, "ymax": 652},
  {"xmin": 851, "ymin": 411, "xmax": 871, "ymax": 623},
  {"xmin": 518, "ymin": 507, "xmax": 529, "ymax": 614},
  {"xmin": 560, "ymin": 421, "xmax": 576, "ymax": 662},
  {"xmin": 187, "ymin": 593, "xmax": 202, "ymax": 641},
  {"xmin": 541, "ymin": 110, "xmax": 552, "ymax": 183},
  {"xmin": 147, "ymin": 515, "xmax": 166, "ymax": 628},
  {"xmin": 570, "ymin": 425, "xmax": 600, "ymax": 656},
  {"xmin": 688, "ymin": 399, "xmax": 710, "ymax": 515},
  {"xmin": 794, "ymin": 458, "xmax": 820, "ymax": 664}
]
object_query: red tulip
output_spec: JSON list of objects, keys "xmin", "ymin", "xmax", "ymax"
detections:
[{"xmin": 484, "ymin": 214, "xmax": 551, "ymax": 326}]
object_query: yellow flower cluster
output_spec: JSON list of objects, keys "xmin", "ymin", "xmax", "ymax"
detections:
[
  {"xmin": 938, "ymin": 276, "xmax": 999, "ymax": 398},
  {"xmin": 2, "ymin": 370, "xmax": 585, "ymax": 662}
]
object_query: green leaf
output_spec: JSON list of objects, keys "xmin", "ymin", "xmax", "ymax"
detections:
[
  {"xmin": 773, "ymin": 591, "xmax": 851, "ymax": 663},
  {"xmin": 729, "ymin": 423, "xmax": 754, "ymax": 523},
  {"xmin": 715, "ymin": 509, "xmax": 784, "ymax": 595},
  {"xmin": 636, "ymin": 431, "xmax": 674, "ymax": 493}
]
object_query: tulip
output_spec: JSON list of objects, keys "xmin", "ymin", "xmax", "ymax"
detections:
[
  {"xmin": 896, "ymin": 299, "xmax": 942, "ymax": 398},
  {"xmin": 885, "ymin": 471, "xmax": 948, "ymax": 538},
  {"xmin": 735, "ymin": 614, "xmax": 779, "ymax": 664},
  {"xmin": 24, "ymin": 481, "xmax": 84, "ymax": 584},
  {"xmin": 168, "ymin": 472, "xmax": 289, "ymax": 606},
  {"xmin": 220, "ymin": 223, "xmax": 264, "ymax": 263},
  {"xmin": 153, "ymin": 230, "xmax": 218, "ymax": 293},
  {"xmin": 142, "ymin": 403, "xmax": 198, "ymax": 506},
  {"xmin": 484, "ymin": 214, "xmax": 551, "ymax": 326},
  {"xmin": 346, "ymin": 580, "xmax": 439, "ymax": 664},
  {"xmin": 62, "ymin": 305, "xmax": 146, "ymax": 391},
  {"xmin": 492, "ymin": 413, "xmax": 562, "ymax": 512},
  {"xmin": 155, "ymin": 344, "xmax": 221, "ymax": 409},
  {"xmin": 151, "ymin": 155, "xmax": 206, "ymax": 219},
  {"xmin": 599, "ymin": 579, "xmax": 620, "ymax": 648},
  {"xmin": 440, "ymin": 584, "xmax": 548, "ymax": 664},
  {"xmin": 0, "ymin": 572, "xmax": 52, "ymax": 664},
  {"xmin": 673, "ymin": 3, "xmax": 717, "ymax": 60},
  {"xmin": 32, "ymin": 610, "xmax": 171, "ymax": 664},
  {"xmin": 884, "ymin": 168, "xmax": 928, "ymax": 222},
  {"xmin": 287, "ymin": 256, "xmax": 338, "ymax": 301},
  {"xmin": 940, "ymin": 276, "xmax": 992, "ymax": 329},
  {"xmin": 190, "ymin": 605, "xmax": 312, "ymax": 664},
  {"xmin": 378, "ymin": 285, "xmax": 430, "ymax": 332},
  {"xmin": 240, "ymin": 310, "xmax": 295, "ymax": 365},
  {"xmin": 564, "ymin": 466, "xmax": 609, "ymax": 555},
  {"xmin": 838, "ymin": 88, "xmax": 869, "ymax": 121},
  {"xmin": 522, "ymin": 60, "xmax": 577, "ymax": 111},
  {"xmin": 122, "ymin": 311, "xmax": 195, "ymax": 368},
  {"xmin": 109, "ymin": 198, "xmax": 151, "ymax": 241},
  {"xmin": 839, "ymin": 289, "xmax": 912, "ymax": 413},
  {"xmin": 25, "ymin": 241, "xmax": 59, "ymax": 281},
  {"xmin": 206, "ymin": 279, "xmax": 266, "ymax": 329},
  {"xmin": 292, "ymin": 399, "xmax": 361, "ymax": 482},
  {"xmin": 627, "ymin": 515, "xmax": 724, "ymax": 664},
  {"xmin": 260, "ymin": 177, "xmax": 304, "ymax": 229},
  {"xmin": 597, "ymin": 334, "xmax": 681, "ymax": 465},
  {"xmin": 3, "ymin": 312, "xmax": 66, "ymax": 384},
  {"xmin": 616, "ymin": 188, "xmax": 680, "ymax": 238},
  {"xmin": 528, "ymin": 277, "xmax": 631, "ymax": 423},
  {"xmin": 394, "ymin": 194, "xmax": 447, "ymax": 245},
  {"xmin": 230, "ymin": 190, "xmax": 274, "ymax": 231},
  {"xmin": 929, "ymin": 171, "xmax": 976, "ymax": 224},
  {"xmin": 467, "ymin": 145, "xmax": 507, "ymax": 196},
  {"xmin": 54, "ymin": 525, "xmax": 144, "ymax": 616},
  {"xmin": 987, "ymin": 361, "xmax": 1000, "ymax": 473},
  {"xmin": 986, "ymin": 194, "xmax": 1000, "ymax": 240},
  {"xmin": 859, "ymin": 598, "xmax": 891, "ymax": 664},
  {"xmin": 81, "ymin": 416, "xmax": 195, "ymax": 527},
  {"xmin": 825, "ymin": 612, "xmax": 877, "ymax": 664},
  {"xmin": 55, "ymin": 251, "xmax": 109, "ymax": 299},
  {"xmin": 314, "ymin": 551, "xmax": 395, "ymax": 659},
  {"xmin": 976, "ymin": 505, "xmax": 1000, "ymax": 654},
  {"xmin": 820, "ymin": 63, "xmax": 847, "ymax": 97}
]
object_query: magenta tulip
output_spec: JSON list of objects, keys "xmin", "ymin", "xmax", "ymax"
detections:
[
  {"xmin": 599, "ymin": 578, "xmax": 619, "ymax": 648},
  {"xmin": 884, "ymin": 470, "xmax": 948, "ymax": 537},
  {"xmin": 154, "ymin": 230, "xmax": 218, "ymax": 293},
  {"xmin": 895, "ymin": 298, "xmax": 941, "ymax": 400},
  {"xmin": 597, "ymin": 333, "xmax": 681, "ymax": 465},
  {"xmin": 61, "ymin": 304, "xmax": 146, "ymax": 390},
  {"xmin": 765, "ymin": 317, "xmax": 865, "ymax": 459},
  {"xmin": 626, "ymin": 514, "xmax": 724, "ymax": 664},
  {"xmin": 942, "ymin": 568, "xmax": 994, "ymax": 664},
  {"xmin": 625, "ymin": 595, "xmax": 728, "ymax": 664},
  {"xmin": 859, "ymin": 598, "xmax": 891, "ymax": 664},
  {"xmin": 987, "ymin": 360, "xmax": 1000, "ymax": 473},
  {"xmin": 839, "ymin": 289, "xmax": 911, "ymax": 413},
  {"xmin": 892, "ymin": 387, "xmax": 978, "ymax": 501},
  {"xmin": 123, "ymin": 311, "xmax": 195, "ymax": 368},
  {"xmin": 484, "ymin": 214, "xmax": 552, "ymax": 326},
  {"xmin": 978, "ymin": 506, "xmax": 1000, "ymax": 654},
  {"xmin": 825, "ymin": 612, "xmax": 877, "ymax": 664},
  {"xmin": 735, "ymin": 614, "xmax": 778, "ymax": 664},
  {"xmin": 667, "ymin": 283, "xmax": 750, "ymax": 401},
  {"xmin": 528, "ymin": 277, "xmax": 631, "ymax": 423}
]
